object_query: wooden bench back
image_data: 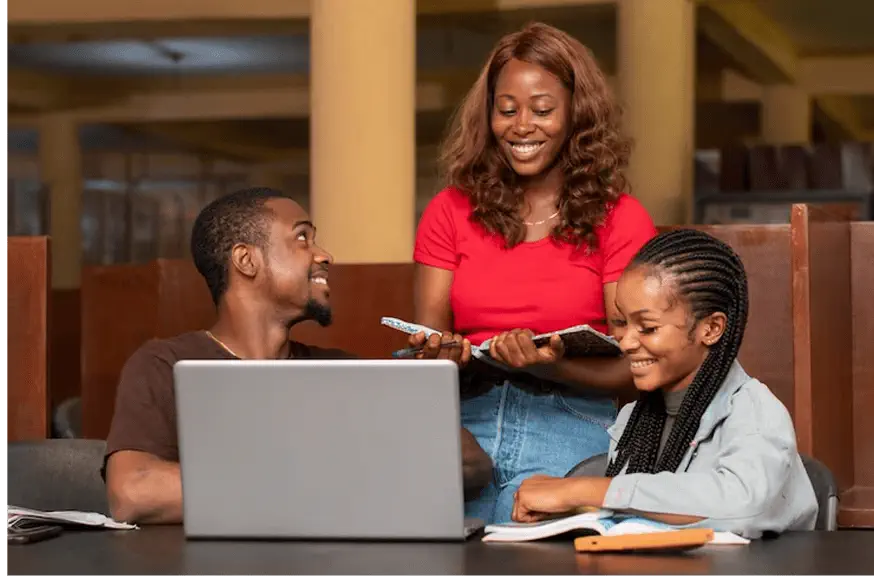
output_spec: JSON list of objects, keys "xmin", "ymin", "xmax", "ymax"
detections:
[{"xmin": 8, "ymin": 236, "xmax": 50, "ymax": 441}]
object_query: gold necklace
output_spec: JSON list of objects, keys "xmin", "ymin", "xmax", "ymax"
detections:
[
  {"xmin": 522, "ymin": 209, "xmax": 560, "ymax": 226},
  {"xmin": 205, "ymin": 330, "xmax": 240, "ymax": 358}
]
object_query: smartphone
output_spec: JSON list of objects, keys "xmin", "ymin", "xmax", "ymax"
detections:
[{"xmin": 8, "ymin": 522, "xmax": 63, "ymax": 545}]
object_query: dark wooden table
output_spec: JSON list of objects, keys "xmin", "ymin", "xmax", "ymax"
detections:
[{"xmin": 8, "ymin": 527, "xmax": 874, "ymax": 575}]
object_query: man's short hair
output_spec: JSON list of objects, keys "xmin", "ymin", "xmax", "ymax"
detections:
[{"xmin": 190, "ymin": 187, "xmax": 295, "ymax": 305}]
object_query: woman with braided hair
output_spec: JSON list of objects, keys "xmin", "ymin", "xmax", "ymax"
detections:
[{"xmin": 510, "ymin": 229, "xmax": 817, "ymax": 538}]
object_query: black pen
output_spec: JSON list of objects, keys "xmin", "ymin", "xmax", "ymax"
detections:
[{"xmin": 392, "ymin": 341, "xmax": 462, "ymax": 358}]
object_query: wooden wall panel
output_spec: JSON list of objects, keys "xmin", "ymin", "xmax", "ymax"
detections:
[
  {"xmin": 81, "ymin": 261, "xmax": 216, "ymax": 439},
  {"xmin": 851, "ymin": 223, "xmax": 874, "ymax": 486},
  {"xmin": 156, "ymin": 259, "xmax": 216, "ymax": 337},
  {"xmin": 791, "ymin": 205, "xmax": 855, "ymax": 491},
  {"xmin": 8, "ymin": 237, "xmax": 50, "ymax": 441},
  {"xmin": 81, "ymin": 264, "xmax": 159, "ymax": 439},
  {"xmin": 289, "ymin": 264, "xmax": 414, "ymax": 358},
  {"xmin": 843, "ymin": 222, "xmax": 874, "ymax": 527},
  {"xmin": 49, "ymin": 289, "xmax": 81, "ymax": 409}
]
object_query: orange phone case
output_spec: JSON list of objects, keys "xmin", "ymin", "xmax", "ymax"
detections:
[{"xmin": 574, "ymin": 528, "xmax": 714, "ymax": 553}]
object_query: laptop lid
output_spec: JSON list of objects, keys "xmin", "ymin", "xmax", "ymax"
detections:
[{"xmin": 174, "ymin": 359, "xmax": 466, "ymax": 540}]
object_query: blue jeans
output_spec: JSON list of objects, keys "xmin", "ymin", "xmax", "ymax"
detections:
[{"xmin": 462, "ymin": 381, "xmax": 616, "ymax": 525}]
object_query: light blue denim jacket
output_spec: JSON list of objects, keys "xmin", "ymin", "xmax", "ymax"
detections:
[{"xmin": 602, "ymin": 360, "xmax": 818, "ymax": 539}]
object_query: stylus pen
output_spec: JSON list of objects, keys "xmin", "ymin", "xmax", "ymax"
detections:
[{"xmin": 392, "ymin": 341, "xmax": 461, "ymax": 358}]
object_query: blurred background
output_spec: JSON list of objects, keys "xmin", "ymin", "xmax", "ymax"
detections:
[{"xmin": 8, "ymin": 0, "xmax": 874, "ymax": 278}]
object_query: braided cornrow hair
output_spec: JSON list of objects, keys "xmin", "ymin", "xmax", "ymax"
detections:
[{"xmin": 605, "ymin": 229, "xmax": 749, "ymax": 477}]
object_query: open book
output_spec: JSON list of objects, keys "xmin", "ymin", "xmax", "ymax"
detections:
[
  {"xmin": 8, "ymin": 506, "xmax": 137, "ymax": 531},
  {"xmin": 381, "ymin": 317, "xmax": 622, "ymax": 364},
  {"xmin": 481, "ymin": 511, "xmax": 749, "ymax": 545}
]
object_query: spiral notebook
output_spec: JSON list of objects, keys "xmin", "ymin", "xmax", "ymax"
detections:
[{"xmin": 380, "ymin": 317, "xmax": 622, "ymax": 365}]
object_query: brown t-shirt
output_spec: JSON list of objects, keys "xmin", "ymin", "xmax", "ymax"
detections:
[{"xmin": 105, "ymin": 331, "xmax": 353, "ymax": 467}]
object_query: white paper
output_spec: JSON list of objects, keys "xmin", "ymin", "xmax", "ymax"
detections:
[{"xmin": 8, "ymin": 506, "xmax": 138, "ymax": 530}]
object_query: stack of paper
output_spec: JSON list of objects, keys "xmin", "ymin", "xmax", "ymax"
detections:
[{"xmin": 8, "ymin": 506, "xmax": 137, "ymax": 531}]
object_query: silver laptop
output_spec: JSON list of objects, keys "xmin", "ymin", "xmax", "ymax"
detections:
[{"xmin": 174, "ymin": 359, "xmax": 483, "ymax": 540}]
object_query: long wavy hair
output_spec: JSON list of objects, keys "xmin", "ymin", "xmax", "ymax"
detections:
[{"xmin": 440, "ymin": 22, "xmax": 630, "ymax": 249}]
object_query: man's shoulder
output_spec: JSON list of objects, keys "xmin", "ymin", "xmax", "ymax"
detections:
[
  {"xmin": 126, "ymin": 331, "xmax": 222, "ymax": 369},
  {"xmin": 127, "ymin": 332, "xmax": 356, "ymax": 364}
]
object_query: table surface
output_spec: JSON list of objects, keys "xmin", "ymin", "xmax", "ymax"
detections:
[{"xmin": 8, "ymin": 527, "xmax": 874, "ymax": 575}]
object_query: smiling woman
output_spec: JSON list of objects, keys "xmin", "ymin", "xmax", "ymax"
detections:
[
  {"xmin": 510, "ymin": 230, "xmax": 818, "ymax": 539},
  {"xmin": 410, "ymin": 22, "xmax": 658, "ymax": 525},
  {"xmin": 439, "ymin": 22, "xmax": 633, "ymax": 249}
]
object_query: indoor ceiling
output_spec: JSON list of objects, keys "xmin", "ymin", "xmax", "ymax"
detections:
[
  {"xmin": 8, "ymin": 1, "xmax": 874, "ymax": 158},
  {"xmin": 7, "ymin": 7, "xmax": 616, "ymax": 77},
  {"xmin": 8, "ymin": 36, "xmax": 311, "ymax": 76},
  {"xmin": 9, "ymin": 1, "xmax": 874, "ymax": 77},
  {"xmin": 754, "ymin": 0, "xmax": 874, "ymax": 56},
  {"xmin": 855, "ymin": 96, "xmax": 874, "ymax": 128}
]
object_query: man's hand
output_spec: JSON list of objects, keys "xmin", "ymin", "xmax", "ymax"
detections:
[
  {"xmin": 488, "ymin": 329, "xmax": 565, "ymax": 368},
  {"xmin": 408, "ymin": 331, "xmax": 472, "ymax": 367}
]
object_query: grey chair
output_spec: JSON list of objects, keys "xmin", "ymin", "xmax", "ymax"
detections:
[
  {"xmin": 565, "ymin": 452, "xmax": 609, "ymax": 478},
  {"xmin": 565, "ymin": 452, "xmax": 839, "ymax": 531},
  {"xmin": 52, "ymin": 396, "xmax": 82, "ymax": 439},
  {"xmin": 8, "ymin": 439, "xmax": 109, "ymax": 515},
  {"xmin": 801, "ymin": 454, "xmax": 839, "ymax": 531}
]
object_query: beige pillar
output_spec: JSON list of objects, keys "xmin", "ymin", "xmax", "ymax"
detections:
[
  {"xmin": 761, "ymin": 84, "xmax": 811, "ymax": 144},
  {"xmin": 39, "ymin": 114, "xmax": 83, "ymax": 289},
  {"xmin": 618, "ymin": 0, "xmax": 695, "ymax": 226},
  {"xmin": 310, "ymin": 0, "xmax": 415, "ymax": 263}
]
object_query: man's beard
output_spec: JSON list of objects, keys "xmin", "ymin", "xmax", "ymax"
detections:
[{"xmin": 302, "ymin": 297, "xmax": 332, "ymax": 327}]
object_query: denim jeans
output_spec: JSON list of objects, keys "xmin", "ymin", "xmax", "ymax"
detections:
[{"xmin": 461, "ymin": 381, "xmax": 616, "ymax": 524}]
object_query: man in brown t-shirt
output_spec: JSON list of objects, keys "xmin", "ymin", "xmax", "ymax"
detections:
[{"xmin": 105, "ymin": 187, "xmax": 491, "ymax": 525}]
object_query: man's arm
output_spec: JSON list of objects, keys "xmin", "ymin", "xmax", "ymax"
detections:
[
  {"xmin": 104, "ymin": 342, "xmax": 181, "ymax": 525},
  {"xmin": 106, "ymin": 450, "xmax": 183, "ymax": 524},
  {"xmin": 461, "ymin": 428, "xmax": 493, "ymax": 500}
]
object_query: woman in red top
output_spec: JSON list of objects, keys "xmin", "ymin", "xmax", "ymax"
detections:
[{"xmin": 412, "ymin": 23, "xmax": 657, "ymax": 524}]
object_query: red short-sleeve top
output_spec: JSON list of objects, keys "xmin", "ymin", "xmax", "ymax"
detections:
[{"xmin": 414, "ymin": 187, "xmax": 657, "ymax": 346}]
